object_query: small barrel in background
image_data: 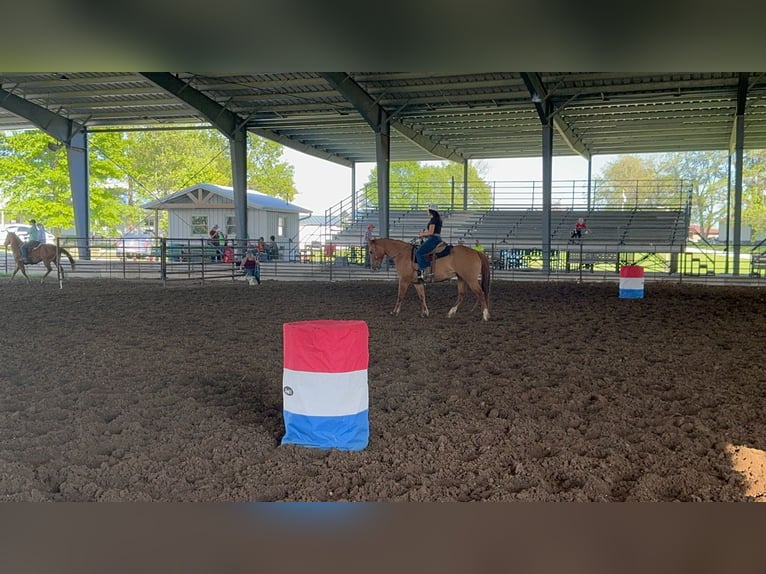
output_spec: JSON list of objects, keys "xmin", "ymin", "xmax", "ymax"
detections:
[
  {"xmin": 281, "ymin": 320, "xmax": 369, "ymax": 450},
  {"xmin": 619, "ymin": 265, "xmax": 645, "ymax": 299}
]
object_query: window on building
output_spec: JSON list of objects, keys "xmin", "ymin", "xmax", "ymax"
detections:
[
  {"xmin": 191, "ymin": 216, "xmax": 208, "ymax": 235},
  {"xmin": 277, "ymin": 216, "xmax": 285, "ymax": 237},
  {"xmin": 226, "ymin": 215, "xmax": 237, "ymax": 238}
]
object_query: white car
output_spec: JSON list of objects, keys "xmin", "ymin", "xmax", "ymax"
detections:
[{"xmin": 0, "ymin": 224, "xmax": 56, "ymax": 244}]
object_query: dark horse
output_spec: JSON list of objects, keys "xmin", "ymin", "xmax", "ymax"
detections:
[
  {"xmin": 3, "ymin": 231, "xmax": 75, "ymax": 284},
  {"xmin": 368, "ymin": 237, "xmax": 491, "ymax": 321}
]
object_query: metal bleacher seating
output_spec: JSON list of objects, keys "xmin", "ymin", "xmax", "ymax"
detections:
[{"xmin": 330, "ymin": 206, "xmax": 689, "ymax": 261}]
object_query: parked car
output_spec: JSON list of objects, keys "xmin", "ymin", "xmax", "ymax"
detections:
[
  {"xmin": 116, "ymin": 232, "xmax": 156, "ymax": 258},
  {"xmin": 0, "ymin": 224, "xmax": 56, "ymax": 244}
]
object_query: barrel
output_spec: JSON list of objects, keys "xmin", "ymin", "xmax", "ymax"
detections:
[
  {"xmin": 619, "ymin": 265, "xmax": 644, "ymax": 299},
  {"xmin": 281, "ymin": 320, "xmax": 369, "ymax": 450}
]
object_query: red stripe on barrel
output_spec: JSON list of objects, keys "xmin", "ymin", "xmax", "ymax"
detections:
[
  {"xmin": 619, "ymin": 265, "xmax": 644, "ymax": 278},
  {"xmin": 283, "ymin": 320, "xmax": 369, "ymax": 373}
]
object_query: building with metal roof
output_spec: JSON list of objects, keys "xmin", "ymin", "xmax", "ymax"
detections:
[{"xmin": 142, "ymin": 183, "xmax": 309, "ymax": 250}]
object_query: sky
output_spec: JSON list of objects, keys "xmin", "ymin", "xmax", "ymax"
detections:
[{"xmin": 283, "ymin": 147, "xmax": 616, "ymax": 216}]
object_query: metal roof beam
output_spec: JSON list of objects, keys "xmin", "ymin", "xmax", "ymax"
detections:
[
  {"xmin": 521, "ymin": 72, "xmax": 591, "ymax": 160},
  {"xmin": 319, "ymin": 72, "xmax": 465, "ymax": 163},
  {"xmin": 140, "ymin": 72, "xmax": 243, "ymax": 137},
  {"xmin": 140, "ymin": 72, "xmax": 351, "ymax": 167},
  {"xmin": 0, "ymin": 86, "xmax": 84, "ymax": 143},
  {"xmin": 730, "ymin": 73, "xmax": 749, "ymax": 154}
]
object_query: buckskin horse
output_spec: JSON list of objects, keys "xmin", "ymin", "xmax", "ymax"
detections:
[
  {"xmin": 368, "ymin": 237, "xmax": 491, "ymax": 321},
  {"xmin": 3, "ymin": 231, "xmax": 75, "ymax": 284}
]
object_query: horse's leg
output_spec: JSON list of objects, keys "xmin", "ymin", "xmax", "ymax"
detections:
[
  {"xmin": 413, "ymin": 283, "xmax": 429, "ymax": 317},
  {"xmin": 41, "ymin": 261, "xmax": 53, "ymax": 283},
  {"xmin": 392, "ymin": 279, "xmax": 412, "ymax": 315},
  {"xmin": 448, "ymin": 277, "xmax": 468, "ymax": 318},
  {"xmin": 466, "ymin": 277, "xmax": 490, "ymax": 321},
  {"xmin": 12, "ymin": 262, "xmax": 31, "ymax": 284}
]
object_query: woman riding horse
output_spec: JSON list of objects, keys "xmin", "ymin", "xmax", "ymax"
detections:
[
  {"xmin": 368, "ymin": 236, "xmax": 491, "ymax": 321},
  {"xmin": 3, "ymin": 231, "xmax": 75, "ymax": 284}
]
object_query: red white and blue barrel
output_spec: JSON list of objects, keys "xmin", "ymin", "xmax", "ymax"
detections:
[
  {"xmin": 619, "ymin": 265, "xmax": 644, "ymax": 299},
  {"xmin": 281, "ymin": 320, "xmax": 369, "ymax": 450}
]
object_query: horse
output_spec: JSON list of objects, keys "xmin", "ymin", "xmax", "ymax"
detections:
[
  {"xmin": 368, "ymin": 237, "xmax": 491, "ymax": 321},
  {"xmin": 3, "ymin": 231, "xmax": 75, "ymax": 284}
]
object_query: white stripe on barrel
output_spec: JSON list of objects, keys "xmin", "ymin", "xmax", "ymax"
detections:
[{"xmin": 281, "ymin": 320, "xmax": 369, "ymax": 450}]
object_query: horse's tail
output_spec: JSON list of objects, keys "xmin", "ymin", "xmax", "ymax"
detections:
[
  {"xmin": 59, "ymin": 247, "xmax": 75, "ymax": 270},
  {"xmin": 479, "ymin": 251, "xmax": 491, "ymax": 306}
]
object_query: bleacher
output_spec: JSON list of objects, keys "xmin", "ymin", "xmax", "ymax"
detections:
[{"xmin": 330, "ymin": 208, "xmax": 689, "ymax": 255}]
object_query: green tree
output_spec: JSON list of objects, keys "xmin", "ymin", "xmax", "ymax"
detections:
[
  {"xmin": 363, "ymin": 160, "xmax": 491, "ymax": 210},
  {"xmin": 1, "ymin": 128, "xmax": 298, "ymax": 236},
  {"xmin": 121, "ymin": 129, "xmax": 297, "ymax": 203},
  {"xmin": 658, "ymin": 151, "xmax": 728, "ymax": 239},
  {"xmin": 596, "ymin": 152, "xmax": 723, "ymax": 234},
  {"xmin": 0, "ymin": 130, "xmax": 126, "ymax": 234},
  {"xmin": 594, "ymin": 154, "xmax": 662, "ymax": 208},
  {"xmin": 740, "ymin": 149, "xmax": 766, "ymax": 239}
]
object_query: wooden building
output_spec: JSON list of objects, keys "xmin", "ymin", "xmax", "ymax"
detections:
[{"xmin": 142, "ymin": 183, "xmax": 311, "ymax": 255}]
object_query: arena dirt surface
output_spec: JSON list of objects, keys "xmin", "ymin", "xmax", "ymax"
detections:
[{"xmin": 2, "ymin": 277, "xmax": 766, "ymax": 501}]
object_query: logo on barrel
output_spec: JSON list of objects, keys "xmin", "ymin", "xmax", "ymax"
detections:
[{"xmin": 283, "ymin": 386, "xmax": 294, "ymax": 396}]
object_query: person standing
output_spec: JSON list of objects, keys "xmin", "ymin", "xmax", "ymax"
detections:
[
  {"xmin": 239, "ymin": 249, "xmax": 261, "ymax": 285},
  {"xmin": 21, "ymin": 218, "xmax": 41, "ymax": 263},
  {"xmin": 267, "ymin": 235, "xmax": 279, "ymax": 261},
  {"xmin": 209, "ymin": 225, "xmax": 225, "ymax": 261},
  {"xmin": 364, "ymin": 224, "xmax": 375, "ymax": 268},
  {"xmin": 415, "ymin": 205, "xmax": 442, "ymax": 281}
]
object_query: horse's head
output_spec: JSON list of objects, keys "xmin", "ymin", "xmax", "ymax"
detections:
[
  {"xmin": 3, "ymin": 231, "xmax": 15, "ymax": 247},
  {"xmin": 368, "ymin": 239, "xmax": 386, "ymax": 271}
]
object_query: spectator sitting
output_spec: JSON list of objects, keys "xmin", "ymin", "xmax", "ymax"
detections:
[
  {"xmin": 472, "ymin": 239, "xmax": 485, "ymax": 253},
  {"xmin": 570, "ymin": 217, "xmax": 587, "ymax": 242},
  {"xmin": 257, "ymin": 237, "xmax": 266, "ymax": 259}
]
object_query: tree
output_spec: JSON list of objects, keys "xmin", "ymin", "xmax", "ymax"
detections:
[
  {"xmin": 0, "ymin": 128, "xmax": 298, "ymax": 236},
  {"xmin": 742, "ymin": 149, "xmax": 766, "ymax": 238},
  {"xmin": 594, "ymin": 154, "xmax": 663, "ymax": 208},
  {"xmin": 595, "ymin": 152, "xmax": 727, "ymax": 239},
  {"xmin": 658, "ymin": 151, "xmax": 729, "ymax": 239},
  {"xmin": 0, "ymin": 130, "xmax": 127, "ymax": 234},
  {"xmin": 363, "ymin": 160, "xmax": 492, "ymax": 210}
]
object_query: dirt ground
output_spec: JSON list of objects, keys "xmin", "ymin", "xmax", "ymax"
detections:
[{"xmin": 2, "ymin": 276, "xmax": 766, "ymax": 502}]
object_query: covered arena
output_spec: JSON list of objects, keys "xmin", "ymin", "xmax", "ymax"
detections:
[
  {"xmin": 1, "ymin": 278, "xmax": 766, "ymax": 501},
  {"xmin": 3, "ymin": 72, "xmax": 766, "ymax": 503},
  {"xmin": 1, "ymin": 72, "xmax": 764, "ymax": 274}
]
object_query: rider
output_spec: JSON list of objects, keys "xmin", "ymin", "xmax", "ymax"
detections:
[
  {"xmin": 415, "ymin": 204, "xmax": 442, "ymax": 282},
  {"xmin": 21, "ymin": 218, "xmax": 41, "ymax": 263}
]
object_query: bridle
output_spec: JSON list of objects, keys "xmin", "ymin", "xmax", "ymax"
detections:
[{"xmin": 370, "ymin": 240, "xmax": 411, "ymax": 270}]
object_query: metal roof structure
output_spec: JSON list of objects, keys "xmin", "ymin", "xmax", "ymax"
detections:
[
  {"xmin": 141, "ymin": 183, "xmax": 310, "ymax": 213},
  {"xmin": 2, "ymin": 72, "xmax": 765, "ymax": 166}
]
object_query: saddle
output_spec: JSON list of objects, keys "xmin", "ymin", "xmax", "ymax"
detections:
[
  {"xmin": 20, "ymin": 243, "xmax": 42, "ymax": 264},
  {"xmin": 412, "ymin": 241, "xmax": 453, "ymax": 276}
]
